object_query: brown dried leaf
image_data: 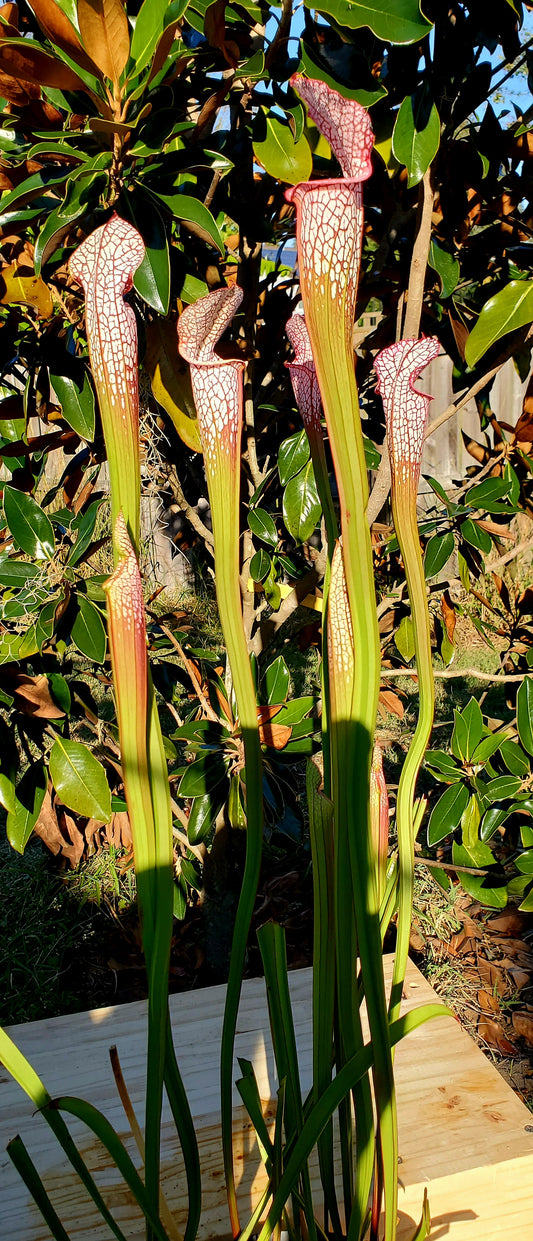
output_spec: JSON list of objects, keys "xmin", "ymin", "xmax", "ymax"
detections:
[
  {"xmin": 9, "ymin": 673, "xmax": 65, "ymax": 718},
  {"xmin": 477, "ymin": 1015, "xmax": 517, "ymax": 1055},
  {"xmin": 441, "ymin": 590, "xmax": 456, "ymax": 644},
  {"xmin": 477, "ymin": 988, "xmax": 500, "ymax": 1014},
  {"xmin": 257, "ymin": 703, "xmax": 284, "ymax": 723},
  {"xmin": 461, "ymin": 430, "xmax": 489, "ymax": 465},
  {"xmin": 512, "ymin": 1011, "xmax": 533, "ymax": 1046},
  {"xmin": 0, "ymin": 40, "xmax": 94, "ymax": 92},
  {"xmin": 478, "ymin": 956, "xmax": 509, "ymax": 997},
  {"xmin": 486, "ymin": 911, "xmax": 530, "ymax": 935},
  {"xmin": 258, "ymin": 721, "xmax": 292, "ymax": 750},
  {"xmin": 61, "ymin": 810, "xmax": 84, "ymax": 868},
  {"xmin": 77, "ymin": 0, "xmax": 130, "ymax": 89},
  {"xmin": 28, "ymin": 0, "xmax": 96, "ymax": 73},
  {"xmin": 33, "ymin": 788, "xmax": 63, "ymax": 855},
  {"xmin": 378, "ymin": 689, "xmax": 405, "ymax": 719}
]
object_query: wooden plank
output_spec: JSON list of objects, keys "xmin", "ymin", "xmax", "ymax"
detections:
[{"xmin": 1, "ymin": 956, "xmax": 533, "ymax": 1239}]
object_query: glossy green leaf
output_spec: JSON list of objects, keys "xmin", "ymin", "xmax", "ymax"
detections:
[
  {"xmin": 187, "ymin": 785, "xmax": 227, "ymax": 844},
  {"xmin": 263, "ymin": 564, "xmax": 281, "ymax": 610},
  {"xmin": 499, "ymin": 739, "xmax": 529, "ymax": 777},
  {"xmin": 427, "ymin": 781, "xmax": 469, "ymax": 846},
  {"xmin": 465, "ymin": 477, "xmax": 513, "ymax": 514},
  {"xmin": 517, "ymin": 677, "xmax": 533, "ymax": 756},
  {"xmin": 428, "ymin": 239, "xmax": 459, "ymax": 299},
  {"xmin": 471, "ymin": 732, "xmax": 505, "ymax": 764},
  {"xmin": 49, "ymin": 736, "xmax": 111, "ymax": 823},
  {"xmin": 249, "ymin": 507, "xmax": 278, "ymax": 547},
  {"xmin": 130, "ymin": 0, "xmax": 187, "ymax": 72},
  {"xmin": 178, "ymin": 753, "xmax": 229, "ymax": 798},
  {"xmin": 48, "ymin": 673, "xmax": 71, "ymax": 716},
  {"xmin": 460, "ymin": 517, "xmax": 492, "ymax": 554},
  {"xmin": 309, "ymin": 0, "xmax": 432, "ymax": 43},
  {"xmin": 395, "ymin": 614, "xmax": 415, "ymax": 662},
  {"xmin": 173, "ymin": 876, "xmax": 187, "ymax": 919},
  {"xmin": 50, "ymin": 367, "xmax": 95, "ymax": 440},
  {"xmin": 253, "ymin": 111, "xmax": 312, "ymax": 186},
  {"xmin": 278, "ymin": 431, "xmax": 310, "ymax": 486},
  {"xmin": 6, "ymin": 763, "xmax": 47, "ymax": 854},
  {"xmin": 152, "ymin": 191, "xmax": 225, "ymax": 255},
  {"xmin": 265, "ymin": 655, "xmax": 290, "ymax": 705},
  {"xmin": 425, "ymin": 748, "xmax": 463, "ymax": 781},
  {"xmin": 124, "ymin": 195, "xmax": 170, "ymax": 316},
  {"xmin": 3, "ymin": 486, "xmax": 55, "ymax": 560},
  {"xmin": 424, "ymin": 530, "xmax": 454, "ymax": 578},
  {"xmin": 0, "ymin": 558, "xmax": 40, "ymax": 587},
  {"xmin": 459, "ymin": 698, "xmax": 484, "ymax": 761},
  {"xmin": 283, "ymin": 461, "xmax": 321, "ymax": 543},
  {"xmin": 452, "ymin": 840, "xmax": 507, "ymax": 908},
  {"xmin": 460, "ymin": 793, "xmax": 480, "ymax": 850},
  {"xmin": 250, "ymin": 548, "xmax": 271, "ymax": 582},
  {"xmin": 392, "ymin": 88, "xmax": 440, "ymax": 187},
  {"xmin": 480, "ymin": 804, "xmax": 513, "ymax": 842},
  {"xmin": 68, "ymin": 499, "xmax": 102, "ymax": 567},
  {"xmin": 465, "ymin": 280, "xmax": 533, "ymax": 368},
  {"xmin": 71, "ymin": 595, "xmax": 106, "ymax": 663}
]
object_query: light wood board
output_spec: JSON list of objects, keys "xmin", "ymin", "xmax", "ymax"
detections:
[{"xmin": 1, "ymin": 956, "xmax": 533, "ymax": 1239}]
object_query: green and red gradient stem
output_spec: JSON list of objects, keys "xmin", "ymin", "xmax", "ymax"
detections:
[
  {"xmin": 71, "ymin": 215, "xmax": 200, "ymax": 1241},
  {"xmin": 69, "ymin": 214, "xmax": 145, "ymax": 558},
  {"xmin": 374, "ymin": 337, "xmax": 440, "ymax": 1024},
  {"xmin": 178, "ymin": 288, "xmax": 264, "ymax": 1238},
  {"xmin": 288, "ymin": 75, "xmax": 397, "ymax": 1240}
]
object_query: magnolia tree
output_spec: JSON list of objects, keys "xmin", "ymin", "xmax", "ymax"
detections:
[{"xmin": 2, "ymin": 3, "xmax": 533, "ymax": 1238}]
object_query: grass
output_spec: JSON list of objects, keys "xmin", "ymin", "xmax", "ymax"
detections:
[{"xmin": 0, "ymin": 832, "xmax": 136, "ymax": 1026}]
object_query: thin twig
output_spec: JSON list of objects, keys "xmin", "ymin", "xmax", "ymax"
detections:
[
  {"xmin": 414, "ymin": 857, "xmax": 489, "ymax": 877},
  {"xmin": 381, "ymin": 665, "xmax": 524, "ymax": 683},
  {"xmin": 159, "ymin": 624, "xmax": 221, "ymax": 723},
  {"xmin": 166, "ymin": 467, "xmax": 214, "ymax": 551}
]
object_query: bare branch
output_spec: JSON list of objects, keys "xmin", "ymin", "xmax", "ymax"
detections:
[
  {"xmin": 402, "ymin": 169, "xmax": 434, "ymax": 340},
  {"xmin": 381, "ymin": 665, "xmax": 524, "ymax": 683}
]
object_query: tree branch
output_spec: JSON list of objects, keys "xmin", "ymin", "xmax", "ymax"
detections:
[{"xmin": 402, "ymin": 169, "xmax": 434, "ymax": 340}]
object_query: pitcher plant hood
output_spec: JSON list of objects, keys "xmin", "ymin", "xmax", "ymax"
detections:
[
  {"xmin": 289, "ymin": 73, "xmax": 374, "ymax": 182},
  {"xmin": 69, "ymin": 214, "xmax": 145, "ymax": 555},
  {"xmin": 285, "ymin": 312, "xmax": 322, "ymax": 433},
  {"xmin": 177, "ymin": 285, "xmax": 245, "ymax": 462},
  {"xmin": 374, "ymin": 337, "xmax": 440, "ymax": 488}
]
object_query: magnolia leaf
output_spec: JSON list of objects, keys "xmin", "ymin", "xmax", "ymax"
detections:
[
  {"xmin": 517, "ymin": 677, "xmax": 533, "ymax": 757},
  {"xmin": 465, "ymin": 280, "xmax": 533, "ymax": 368},
  {"xmin": 145, "ymin": 319, "xmax": 202, "ymax": 452},
  {"xmin": 71, "ymin": 595, "xmax": 106, "ymax": 663},
  {"xmin": 249, "ymin": 506, "xmax": 278, "ymax": 547},
  {"xmin": 26, "ymin": 0, "xmax": 96, "ymax": 72},
  {"xmin": 311, "ymin": 0, "xmax": 432, "ymax": 44},
  {"xmin": 283, "ymin": 461, "xmax": 321, "ymax": 543},
  {"xmin": 125, "ymin": 197, "xmax": 170, "ymax": 316},
  {"xmin": 0, "ymin": 262, "xmax": 54, "ymax": 317},
  {"xmin": 395, "ymin": 614, "xmax": 415, "ymax": 662},
  {"xmin": 254, "ymin": 111, "xmax": 312, "ymax": 185},
  {"xmin": 3, "ymin": 485, "xmax": 55, "ymax": 560},
  {"xmin": 0, "ymin": 37, "xmax": 94, "ymax": 91},
  {"xmin": 428, "ymin": 239, "xmax": 459, "ymax": 299},
  {"xmin": 424, "ymin": 530, "xmax": 454, "ymax": 578},
  {"xmin": 130, "ymin": 0, "xmax": 174, "ymax": 73},
  {"xmin": 278, "ymin": 430, "xmax": 310, "ymax": 486},
  {"xmin": 10, "ymin": 673, "xmax": 65, "ymax": 719},
  {"xmin": 427, "ymin": 781, "xmax": 469, "ymax": 846},
  {"xmin": 49, "ymin": 735, "xmax": 111, "ymax": 822},
  {"xmin": 452, "ymin": 839, "xmax": 508, "ymax": 908},
  {"xmin": 6, "ymin": 763, "xmax": 48, "ymax": 853},
  {"xmin": 50, "ymin": 367, "xmax": 95, "ymax": 440},
  {"xmin": 77, "ymin": 0, "xmax": 130, "ymax": 88},
  {"xmin": 392, "ymin": 88, "xmax": 440, "ymax": 188},
  {"xmin": 264, "ymin": 655, "xmax": 290, "ymax": 705},
  {"xmin": 153, "ymin": 191, "xmax": 225, "ymax": 254}
]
